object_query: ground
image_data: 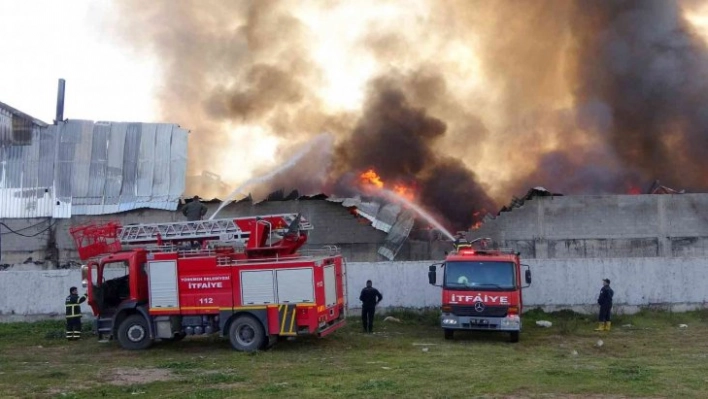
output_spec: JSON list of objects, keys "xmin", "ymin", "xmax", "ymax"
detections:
[{"xmin": 0, "ymin": 309, "xmax": 707, "ymax": 399}]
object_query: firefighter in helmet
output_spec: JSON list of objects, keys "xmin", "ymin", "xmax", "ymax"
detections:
[
  {"xmin": 65, "ymin": 286, "xmax": 87, "ymax": 340},
  {"xmin": 454, "ymin": 232, "xmax": 471, "ymax": 251}
]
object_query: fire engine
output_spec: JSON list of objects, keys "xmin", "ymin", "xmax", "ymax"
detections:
[
  {"xmin": 69, "ymin": 213, "xmax": 347, "ymax": 352},
  {"xmin": 427, "ymin": 238, "xmax": 531, "ymax": 342}
]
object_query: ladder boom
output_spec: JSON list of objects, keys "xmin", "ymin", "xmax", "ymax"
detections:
[{"xmin": 118, "ymin": 214, "xmax": 312, "ymax": 245}]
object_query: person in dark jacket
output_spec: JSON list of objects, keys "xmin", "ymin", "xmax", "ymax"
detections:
[
  {"xmin": 359, "ymin": 280, "xmax": 383, "ymax": 333},
  {"xmin": 65, "ymin": 287, "xmax": 87, "ymax": 340},
  {"xmin": 182, "ymin": 195, "xmax": 208, "ymax": 221},
  {"xmin": 595, "ymin": 278, "xmax": 614, "ymax": 331}
]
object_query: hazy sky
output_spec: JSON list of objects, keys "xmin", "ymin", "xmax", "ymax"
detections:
[{"xmin": 0, "ymin": 0, "xmax": 158, "ymax": 123}]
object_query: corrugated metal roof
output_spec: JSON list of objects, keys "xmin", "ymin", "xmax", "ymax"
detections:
[{"xmin": 0, "ymin": 115, "xmax": 188, "ymax": 218}]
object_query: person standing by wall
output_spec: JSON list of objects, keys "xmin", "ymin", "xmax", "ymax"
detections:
[
  {"xmin": 359, "ymin": 280, "xmax": 383, "ymax": 334},
  {"xmin": 65, "ymin": 287, "xmax": 87, "ymax": 341},
  {"xmin": 595, "ymin": 278, "xmax": 614, "ymax": 331},
  {"xmin": 181, "ymin": 195, "xmax": 208, "ymax": 221}
]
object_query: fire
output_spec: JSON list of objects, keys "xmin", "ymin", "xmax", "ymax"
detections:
[
  {"xmin": 358, "ymin": 169, "xmax": 416, "ymax": 200},
  {"xmin": 393, "ymin": 183, "xmax": 415, "ymax": 200},
  {"xmin": 470, "ymin": 209, "xmax": 486, "ymax": 230},
  {"xmin": 359, "ymin": 169, "xmax": 384, "ymax": 188}
]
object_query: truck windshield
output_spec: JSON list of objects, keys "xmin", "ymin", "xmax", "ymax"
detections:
[{"xmin": 444, "ymin": 261, "xmax": 516, "ymax": 290}]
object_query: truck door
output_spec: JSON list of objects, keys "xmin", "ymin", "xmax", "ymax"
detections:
[{"xmin": 147, "ymin": 260, "xmax": 180, "ymax": 311}]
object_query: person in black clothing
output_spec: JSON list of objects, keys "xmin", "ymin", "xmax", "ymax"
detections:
[
  {"xmin": 65, "ymin": 286, "xmax": 88, "ymax": 341},
  {"xmin": 359, "ymin": 280, "xmax": 383, "ymax": 333},
  {"xmin": 182, "ymin": 195, "xmax": 208, "ymax": 221},
  {"xmin": 595, "ymin": 278, "xmax": 614, "ymax": 331}
]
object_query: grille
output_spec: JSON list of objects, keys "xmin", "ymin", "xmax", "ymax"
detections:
[{"xmin": 450, "ymin": 305, "xmax": 508, "ymax": 317}]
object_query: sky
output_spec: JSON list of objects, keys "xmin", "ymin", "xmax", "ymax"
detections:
[{"xmin": 0, "ymin": 0, "xmax": 158, "ymax": 123}]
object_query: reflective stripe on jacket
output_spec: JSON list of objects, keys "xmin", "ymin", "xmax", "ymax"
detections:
[{"xmin": 65, "ymin": 294, "xmax": 87, "ymax": 318}]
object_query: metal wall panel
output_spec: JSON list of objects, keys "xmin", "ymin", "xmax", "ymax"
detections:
[
  {"xmin": 104, "ymin": 123, "xmax": 127, "ymax": 204},
  {"xmin": 70, "ymin": 121, "xmax": 94, "ymax": 199},
  {"xmin": 120, "ymin": 123, "xmax": 141, "ymax": 202},
  {"xmin": 136, "ymin": 124, "xmax": 156, "ymax": 198},
  {"xmin": 0, "ymin": 113, "xmax": 188, "ymax": 218},
  {"xmin": 169, "ymin": 125, "xmax": 187, "ymax": 200},
  {"xmin": 152, "ymin": 124, "xmax": 172, "ymax": 201}
]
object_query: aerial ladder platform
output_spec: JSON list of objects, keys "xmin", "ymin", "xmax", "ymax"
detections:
[{"xmin": 69, "ymin": 213, "xmax": 313, "ymax": 260}]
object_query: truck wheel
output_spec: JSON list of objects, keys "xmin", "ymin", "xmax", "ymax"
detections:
[
  {"xmin": 509, "ymin": 331, "xmax": 520, "ymax": 343},
  {"xmin": 117, "ymin": 314, "xmax": 153, "ymax": 350},
  {"xmin": 228, "ymin": 315, "xmax": 265, "ymax": 352},
  {"xmin": 444, "ymin": 329, "xmax": 454, "ymax": 340}
]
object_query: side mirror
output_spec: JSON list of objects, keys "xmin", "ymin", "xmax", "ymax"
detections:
[
  {"xmin": 525, "ymin": 269, "xmax": 532, "ymax": 285},
  {"xmin": 428, "ymin": 265, "xmax": 437, "ymax": 285}
]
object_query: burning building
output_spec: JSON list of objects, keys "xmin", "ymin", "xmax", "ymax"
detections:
[{"xmin": 105, "ymin": 0, "xmax": 708, "ymax": 236}]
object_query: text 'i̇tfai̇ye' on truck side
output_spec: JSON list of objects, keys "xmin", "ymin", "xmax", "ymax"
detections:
[
  {"xmin": 428, "ymin": 236, "xmax": 532, "ymax": 343},
  {"xmin": 69, "ymin": 213, "xmax": 348, "ymax": 352}
]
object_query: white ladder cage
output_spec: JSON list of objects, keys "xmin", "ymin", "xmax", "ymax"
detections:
[{"xmin": 117, "ymin": 214, "xmax": 313, "ymax": 245}]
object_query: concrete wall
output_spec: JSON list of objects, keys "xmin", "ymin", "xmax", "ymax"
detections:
[
  {"xmin": 474, "ymin": 194, "xmax": 708, "ymax": 259},
  {"xmin": 3, "ymin": 258, "xmax": 707, "ymax": 321}
]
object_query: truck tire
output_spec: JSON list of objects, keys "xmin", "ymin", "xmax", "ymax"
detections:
[
  {"xmin": 228, "ymin": 315, "xmax": 265, "ymax": 352},
  {"xmin": 117, "ymin": 314, "xmax": 153, "ymax": 350},
  {"xmin": 509, "ymin": 331, "xmax": 520, "ymax": 343},
  {"xmin": 444, "ymin": 329, "xmax": 454, "ymax": 340}
]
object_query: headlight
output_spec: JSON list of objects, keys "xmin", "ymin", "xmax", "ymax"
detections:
[{"xmin": 442, "ymin": 318, "xmax": 458, "ymax": 325}]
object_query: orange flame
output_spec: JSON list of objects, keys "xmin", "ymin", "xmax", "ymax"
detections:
[
  {"xmin": 358, "ymin": 169, "xmax": 417, "ymax": 200},
  {"xmin": 360, "ymin": 169, "xmax": 384, "ymax": 188},
  {"xmin": 393, "ymin": 183, "xmax": 415, "ymax": 200},
  {"xmin": 470, "ymin": 209, "xmax": 486, "ymax": 230}
]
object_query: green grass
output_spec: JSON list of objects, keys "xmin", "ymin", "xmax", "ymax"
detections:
[{"xmin": 1, "ymin": 309, "xmax": 708, "ymax": 398}]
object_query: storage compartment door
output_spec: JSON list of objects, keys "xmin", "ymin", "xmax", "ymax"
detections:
[
  {"xmin": 148, "ymin": 260, "xmax": 179, "ymax": 309},
  {"xmin": 276, "ymin": 268, "xmax": 314, "ymax": 303},
  {"xmin": 241, "ymin": 270, "xmax": 275, "ymax": 305},
  {"xmin": 324, "ymin": 265, "xmax": 337, "ymax": 308}
]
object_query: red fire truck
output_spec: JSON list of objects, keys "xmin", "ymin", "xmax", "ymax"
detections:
[
  {"xmin": 427, "ymin": 238, "xmax": 531, "ymax": 342},
  {"xmin": 70, "ymin": 213, "xmax": 347, "ymax": 352}
]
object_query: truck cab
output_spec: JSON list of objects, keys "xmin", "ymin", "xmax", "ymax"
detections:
[{"xmin": 428, "ymin": 243, "xmax": 531, "ymax": 343}]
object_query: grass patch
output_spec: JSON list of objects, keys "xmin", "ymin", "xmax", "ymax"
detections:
[{"xmin": 1, "ymin": 309, "xmax": 707, "ymax": 398}]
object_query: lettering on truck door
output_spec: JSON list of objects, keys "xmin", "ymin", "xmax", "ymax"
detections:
[{"xmin": 179, "ymin": 274, "xmax": 233, "ymax": 310}]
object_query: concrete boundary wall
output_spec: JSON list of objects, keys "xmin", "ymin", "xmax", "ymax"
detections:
[{"xmin": 2, "ymin": 258, "xmax": 707, "ymax": 322}]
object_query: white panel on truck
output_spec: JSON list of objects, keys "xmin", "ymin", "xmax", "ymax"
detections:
[
  {"xmin": 324, "ymin": 265, "xmax": 337, "ymax": 307},
  {"xmin": 148, "ymin": 260, "xmax": 179, "ymax": 308},
  {"xmin": 241, "ymin": 270, "xmax": 275, "ymax": 305},
  {"xmin": 276, "ymin": 268, "xmax": 314, "ymax": 303}
]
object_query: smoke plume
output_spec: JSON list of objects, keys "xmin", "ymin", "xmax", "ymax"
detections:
[{"xmin": 107, "ymin": 0, "xmax": 708, "ymax": 231}]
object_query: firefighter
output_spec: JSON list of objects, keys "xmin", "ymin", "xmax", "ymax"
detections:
[
  {"xmin": 359, "ymin": 280, "xmax": 383, "ymax": 334},
  {"xmin": 595, "ymin": 278, "xmax": 614, "ymax": 331},
  {"xmin": 454, "ymin": 232, "xmax": 471, "ymax": 250},
  {"xmin": 65, "ymin": 286, "xmax": 87, "ymax": 340},
  {"xmin": 181, "ymin": 195, "xmax": 208, "ymax": 221}
]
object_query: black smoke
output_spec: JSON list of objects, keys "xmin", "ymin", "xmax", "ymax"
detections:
[{"xmin": 333, "ymin": 76, "xmax": 495, "ymax": 230}]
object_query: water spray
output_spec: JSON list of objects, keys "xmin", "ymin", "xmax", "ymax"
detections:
[
  {"xmin": 209, "ymin": 133, "xmax": 334, "ymax": 220},
  {"xmin": 377, "ymin": 188, "xmax": 456, "ymax": 241}
]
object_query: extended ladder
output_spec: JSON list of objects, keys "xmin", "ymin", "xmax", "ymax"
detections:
[{"xmin": 117, "ymin": 213, "xmax": 313, "ymax": 245}]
